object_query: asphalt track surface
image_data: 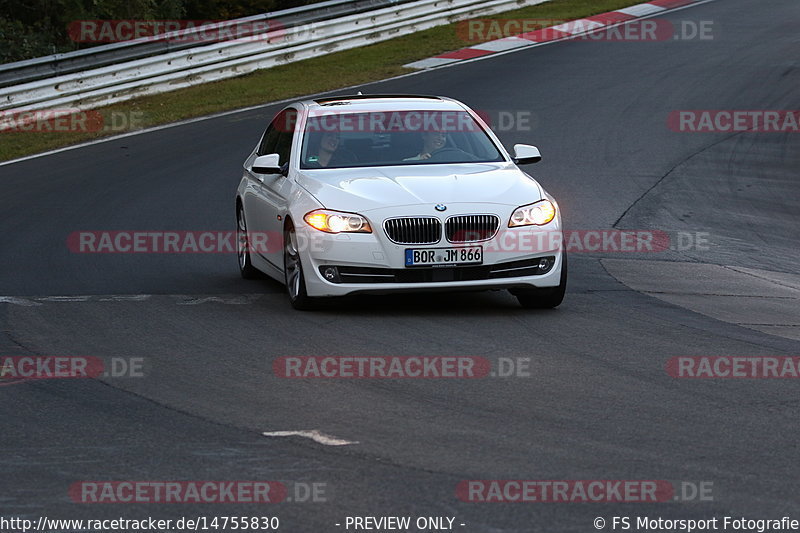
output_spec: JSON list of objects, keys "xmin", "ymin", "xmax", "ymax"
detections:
[{"xmin": 2, "ymin": 0, "xmax": 799, "ymax": 530}]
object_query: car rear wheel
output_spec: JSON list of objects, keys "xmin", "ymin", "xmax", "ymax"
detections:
[
  {"xmin": 237, "ymin": 204, "xmax": 260, "ymax": 279},
  {"xmin": 513, "ymin": 253, "xmax": 567, "ymax": 309},
  {"xmin": 284, "ymin": 223, "xmax": 317, "ymax": 310}
]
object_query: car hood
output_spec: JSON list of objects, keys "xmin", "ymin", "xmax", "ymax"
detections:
[{"xmin": 295, "ymin": 163, "xmax": 543, "ymax": 212}]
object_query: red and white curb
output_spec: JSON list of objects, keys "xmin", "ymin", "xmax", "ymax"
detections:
[{"xmin": 404, "ymin": 0, "xmax": 703, "ymax": 69}]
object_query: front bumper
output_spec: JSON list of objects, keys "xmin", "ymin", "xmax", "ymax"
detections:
[{"xmin": 296, "ymin": 216, "xmax": 564, "ymax": 297}]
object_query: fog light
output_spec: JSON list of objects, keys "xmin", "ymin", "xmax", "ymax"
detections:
[
  {"xmin": 320, "ymin": 266, "xmax": 342, "ymax": 283},
  {"xmin": 538, "ymin": 257, "xmax": 554, "ymax": 273}
]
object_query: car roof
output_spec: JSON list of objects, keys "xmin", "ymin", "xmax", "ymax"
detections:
[{"xmin": 300, "ymin": 94, "xmax": 467, "ymax": 113}]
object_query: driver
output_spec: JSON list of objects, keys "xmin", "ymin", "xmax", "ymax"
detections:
[{"xmin": 404, "ymin": 131, "xmax": 447, "ymax": 161}]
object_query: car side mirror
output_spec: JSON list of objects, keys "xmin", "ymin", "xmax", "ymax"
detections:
[
  {"xmin": 252, "ymin": 154, "xmax": 282, "ymax": 174},
  {"xmin": 512, "ymin": 144, "xmax": 542, "ymax": 165}
]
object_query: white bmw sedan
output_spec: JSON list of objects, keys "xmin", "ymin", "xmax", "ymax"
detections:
[{"xmin": 236, "ymin": 94, "xmax": 566, "ymax": 310}]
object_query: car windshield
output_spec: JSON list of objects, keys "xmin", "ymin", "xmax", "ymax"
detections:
[{"xmin": 299, "ymin": 110, "xmax": 504, "ymax": 169}]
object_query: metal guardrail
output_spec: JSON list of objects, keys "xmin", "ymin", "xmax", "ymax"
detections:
[
  {"xmin": 0, "ymin": 0, "xmax": 410, "ymax": 88},
  {"xmin": 0, "ymin": 0, "xmax": 547, "ymax": 114}
]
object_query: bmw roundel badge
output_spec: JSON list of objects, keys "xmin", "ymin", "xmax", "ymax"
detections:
[{"xmin": 435, "ymin": 204, "xmax": 447, "ymax": 212}]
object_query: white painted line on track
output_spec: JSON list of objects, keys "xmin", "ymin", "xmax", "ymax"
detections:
[
  {"xmin": 401, "ymin": 57, "xmax": 460, "ymax": 69},
  {"xmin": 470, "ymin": 37, "xmax": 531, "ymax": 52},
  {"xmin": 36, "ymin": 296, "xmax": 91, "ymax": 302},
  {"xmin": 0, "ymin": 296, "xmax": 42, "ymax": 307},
  {"xmin": 550, "ymin": 19, "xmax": 605, "ymax": 35},
  {"xmin": 618, "ymin": 4, "xmax": 667, "ymax": 17},
  {"xmin": 176, "ymin": 295, "xmax": 263, "ymax": 305},
  {"xmin": 97, "ymin": 294, "xmax": 152, "ymax": 301},
  {"xmin": 262, "ymin": 429, "xmax": 359, "ymax": 446}
]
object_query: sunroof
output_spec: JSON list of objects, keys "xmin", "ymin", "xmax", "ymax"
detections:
[{"xmin": 314, "ymin": 94, "xmax": 442, "ymax": 105}]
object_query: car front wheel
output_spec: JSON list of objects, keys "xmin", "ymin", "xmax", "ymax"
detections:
[
  {"xmin": 283, "ymin": 223, "xmax": 317, "ymax": 310},
  {"xmin": 237, "ymin": 204, "xmax": 261, "ymax": 279}
]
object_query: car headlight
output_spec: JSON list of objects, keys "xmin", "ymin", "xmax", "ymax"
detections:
[
  {"xmin": 304, "ymin": 209, "xmax": 372, "ymax": 234},
  {"xmin": 508, "ymin": 200, "xmax": 556, "ymax": 227}
]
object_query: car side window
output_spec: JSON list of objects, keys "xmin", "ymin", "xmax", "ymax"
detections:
[
  {"xmin": 258, "ymin": 124, "xmax": 280, "ymax": 157},
  {"xmin": 258, "ymin": 108, "xmax": 297, "ymax": 160},
  {"xmin": 275, "ymin": 129, "xmax": 293, "ymax": 166}
]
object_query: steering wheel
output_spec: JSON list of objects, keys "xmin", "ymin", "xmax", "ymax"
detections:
[{"xmin": 427, "ymin": 147, "xmax": 475, "ymax": 162}]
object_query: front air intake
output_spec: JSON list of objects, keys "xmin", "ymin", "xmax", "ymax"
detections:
[
  {"xmin": 383, "ymin": 217, "xmax": 441, "ymax": 244},
  {"xmin": 445, "ymin": 215, "xmax": 500, "ymax": 243}
]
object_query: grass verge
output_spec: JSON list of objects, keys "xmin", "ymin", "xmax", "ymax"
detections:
[{"xmin": 0, "ymin": 0, "xmax": 644, "ymax": 163}]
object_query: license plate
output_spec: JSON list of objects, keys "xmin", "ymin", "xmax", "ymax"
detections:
[{"xmin": 405, "ymin": 246, "xmax": 483, "ymax": 267}]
